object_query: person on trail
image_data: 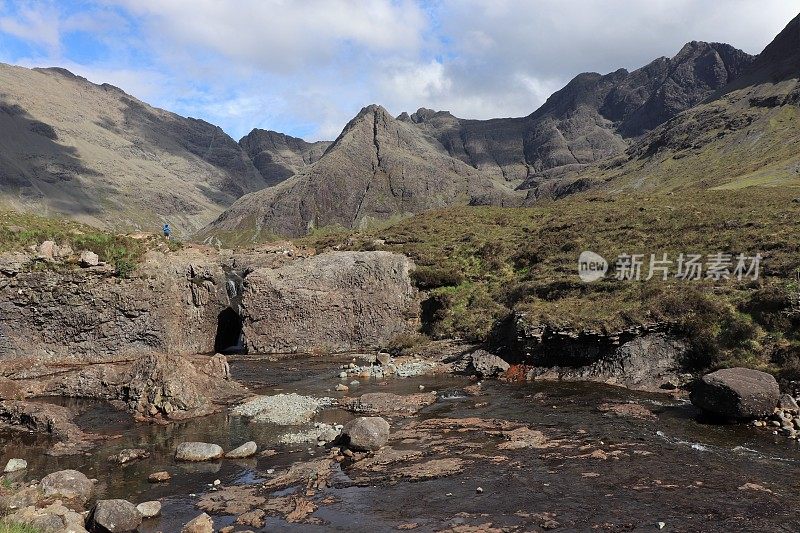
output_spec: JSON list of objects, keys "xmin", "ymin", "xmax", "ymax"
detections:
[{"xmin": 163, "ymin": 223, "xmax": 171, "ymax": 240}]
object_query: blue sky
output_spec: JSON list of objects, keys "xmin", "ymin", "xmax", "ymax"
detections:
[{"xmin": 0, "ymin": 1, "xmax": 797, "ymax": 141}]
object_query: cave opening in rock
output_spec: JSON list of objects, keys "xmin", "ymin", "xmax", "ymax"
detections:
[{"xmin": 214, "ymin": 307, "xmax": 245, "ymax": 354}]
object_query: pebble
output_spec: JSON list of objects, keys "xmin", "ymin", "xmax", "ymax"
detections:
[
  {"xmin": 335, "ymin": 384, "xmax": 349, "ymax": 392},
  {"xmin": 350, "ymin": 380, "xmax": 360, "ymax": 386},
  {"xmin": 476, "ymin": 487, "xmax": 483, "ymax": 494},
  {"xmin": 657, "ymin": 522, "xmax": 666, "ymax": 530},
  {"xmin": 266, "ymin": 469, "xmax": 275, "ymax": 474},
  {"xmin": 339, "ymin": 372, "xmax": 348, "ymax": 379},
  {"xmin": 213, "ymin": 479, "xmax": 221, "ymax": 486},
  {"xmin": 419, "ymin": 385, "xmax": 425, "ymax": 391}
]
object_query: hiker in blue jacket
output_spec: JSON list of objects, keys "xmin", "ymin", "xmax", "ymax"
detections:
[{"xmin": 163, "ymin": 223, "xmax": 171, "ymax": 240}]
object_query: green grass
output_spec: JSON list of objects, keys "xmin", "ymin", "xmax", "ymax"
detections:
[
  {"xmin": 0, "ymin": 210, "xmax": 179, "ymax": 277},
  {"xmin": 298, "ymin": 186, "xmax": 800, "ymax": 378},
  {"xmin": 0, "ymin": 522, "xmax": 42, "ymax": 533}
]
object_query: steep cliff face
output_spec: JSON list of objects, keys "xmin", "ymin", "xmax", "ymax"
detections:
[
  {"xmin": 0, "ymin": 248, "xmax": 418, "ymax": 359},
  {"xmin": 208, "ymin": 105, "xmax": 523, "ymax": 238},
  {"xmin": 0, "ymin": 249, "xmax": 231, "ymax": 360},
  {"xmin": 404, "ymin": 42, "xmax": 752, "ymax": 191},
  {"xmin": 241, "ymin": 251, "xmax": 418, "ymax": 353},
  {"xmin": 239, "ymin": 129, "xmax": 332, "ymax": 186}
]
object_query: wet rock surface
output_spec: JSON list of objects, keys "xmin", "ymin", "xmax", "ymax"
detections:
[
  {"xmin": 691, "ymin": 367, "xmax": 781, "ymax": 419},
  {"xmin": 88, "ymin": 499, "xmax": 142, "ymax": 532},
  {"xmin": 175, "ymin": 442, "xmax": 224, "ymax": 462},
  {"xmin": 341, "ymin": 416, "xmax": 390, "ymax": 451},
  {"xmin": 0, "ymin": 354, "xmax": 798, "ymax": 532}
]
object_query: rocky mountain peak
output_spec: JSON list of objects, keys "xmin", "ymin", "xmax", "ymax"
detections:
[{"xmin": 751, "ymin": 12, "xmax": 800, "ymax": 81}]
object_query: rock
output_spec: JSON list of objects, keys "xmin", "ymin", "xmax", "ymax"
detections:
[
  {"xmin": 136, "ymin": 501, "xmax": 161, "ymax": 519},
  {"xmin": 239, "ymin": 252, "xmax": 417, "ymax": 353},
  {"xmin": 0, "ymin": 377, "xmax": 23, "ymax": 400},
  {"xmin": 148, "ymin": 471, "xmax": 171, "ymax": 483},
  {"xmin": 88, "ymin": 499, "xmax": 143, "ymax": 532},
  {"xmin": 175, "ymin": 442, "xmax": 224, "ymax": 462},
  {"xmin": 690, "ymin": 368, "xmax": 780, "ymax": 419},
  {"xmin": 778, "ymin": 393, "xmax": 799, "ymax": 411},
  {"xmin": 182, "ymin": 512, "xmax": 214, "ymax": 533},
  {"xmin": 40, "ymin": 469, "xmax": 94, "ymax": 505},
  {"xmin": 476, "ymin": 486, "xmax": 484, "ymax": 493},
  {"xmin": 79, "ymin": 250, "xmax": 100, "ymax": 267},
  {"xmin": 108, "ymin": 448, "xmax": 150, "ymax": 464},
  {"xmin": 341, "ymin": 416, "xmax": 390, "ymax": 451},
  {"xmin": 376, "ymin": 352, "xmax": 391, "ymax": 366},
  {"xmin": 468, "ymin": 350, "xmax": 510, "ymax": 378},
  {"xmin": 335, "ymin": 384, "xmax": 349, "ymax": 392},
  {"xmin": 123, "ymin": 353, "xmax": 246, "ymax": 420},
  {"xmin": 339, "ymin": 371, "xmax": 348, "ymax": 379},
  {"xmin": 225, "ymin": 441, "xmax": 257, "ymax": 458},
  {"xmin": 344, "ymin": 392, "xmax": 437, "ymax": 416},
  {"xmin": 3, "ymin": 458, "xmax": 27, "ymax": 473},
  {"xmin": 5, "ymin": 500, "xmax": 87, "ymax": 532},
  {"xmin": 36, "ymin": 241, "xmax": 58, "ymax": 262},
  {"xmin": 232, "ymin": 393, "xmax": 332, "ymax": 425},
  {"xmin": 0, "ymin": 400, "xmax": 95, "ymax": 456}
]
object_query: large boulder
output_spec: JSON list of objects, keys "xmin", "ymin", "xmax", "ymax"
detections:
[
  {"xmin": 468, "ymin": 350, "xmax": 510, "ymax": 378},
  {"xmin": 690, "ymin": 368, "xmax": 780, "ymax": 419},
  {"xmin": 341, "ymin": 416, "xmax": 390, "ymax": 451},
  {"xmin": 241, "ymin": 252, "xmax": 417, "ymax": 353},
  {"xmin": 121, "ymin": 353, "xmax": 246, "ymax": 420},
  {"xmin": 88, "ymin": 499, "xmax": 142, "ymax": 532},
  {"xmin": 175, "ymin": 442, "xmax": 223, "ymax": 462},
  {"xmin": 40, "ymin": 469, "xmax": 94, "ymax": 505}
]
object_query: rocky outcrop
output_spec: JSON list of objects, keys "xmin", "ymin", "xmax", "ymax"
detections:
[
  {"xmin": 690, "ymin": 368, "xmax": 780, "ymax": 419},
  {"xmin": 241, "ymin": 251, "xmax": 418, "ymax": 353},
  {"xmin": 509, "ymin": 316, "xmax": 689, "ymax": 391},
  {"xmin": 0, "ymin": 401, "xmax": 97, "ymax": 455},
  {"xmin": 121, "ymin": 353, "xmax": 246, "ymax": 420},
  {"xmin": 239, "ymin": 128, "xmax": 331, "ymax": 186},
  {"xmin": 0, "ymin": 248, "xmax": 231, "ymax": 360}
]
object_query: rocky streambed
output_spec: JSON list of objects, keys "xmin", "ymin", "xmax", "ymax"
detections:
[{"xmin": 1, "ymin": 353, "xmax": 799, "ymax": 532}]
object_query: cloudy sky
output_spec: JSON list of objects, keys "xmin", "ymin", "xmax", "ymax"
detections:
[{"xmin": 0, "ymin": 1, "xmax": 797, "ymax": 140}]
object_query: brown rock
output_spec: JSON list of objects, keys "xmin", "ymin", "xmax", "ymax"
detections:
[
  {"xmin": 690, "ymin": 368, "xmax": 780, "ymax": 419},
  {"xmin": 148, "ymin": 471, "xmax": 171, "ymax": 483},
  {"xmin": 240, "ymin": 252, "xmax": 417, "ymax": 353},
  {"xmin": 182, "ymin": 512, "xmax": 214, "ymax": 533}
]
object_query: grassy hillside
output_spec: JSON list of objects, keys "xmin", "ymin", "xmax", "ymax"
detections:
[
  {"xmin": 300, "ymin": 185, "xmax": 800, "ymax": 379},
  {"xmin": 0, "ymin": 210, "xmax": 178, "ymax": 276}
]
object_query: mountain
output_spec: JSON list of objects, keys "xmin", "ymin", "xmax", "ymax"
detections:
[
  {"xmin": 205, "ymin": 105, "xmax": 523, "ymax": 239},
  {"xmin": 239, "ymin": 129, "xmax": 331, "ymax": 186},
  {"xmin": 405, "ymin": 42, "xmax": 752, "ymax": 193},
  {"xmin": 0, "ymin": 63, "xmax": 268, "ymax": 234},
  {"xmin": 552, "ymin": 13, "xmax": 800, "ymax": 196}
]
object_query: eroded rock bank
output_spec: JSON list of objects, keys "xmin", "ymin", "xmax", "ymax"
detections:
[
  {"xmin": 499, "ymin": 313, "xmax": 691, "ymax": 392},
  {"xmin": 0, "ymin": 246, "xmax": 417, "ymax": 360}
]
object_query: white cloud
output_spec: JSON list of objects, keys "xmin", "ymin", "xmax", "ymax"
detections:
[
  {"xmin": 1, "ymin": 1, "xmax": 798, "ymax": 141},
  {"xmin": 109, "ymin": 0, "xmax": 428, "ymax": 72}
]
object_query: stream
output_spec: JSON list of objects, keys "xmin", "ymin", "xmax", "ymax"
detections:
[{"xmin": 1, "ymin": 355, "xmax": 799, "ymax": 532}]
